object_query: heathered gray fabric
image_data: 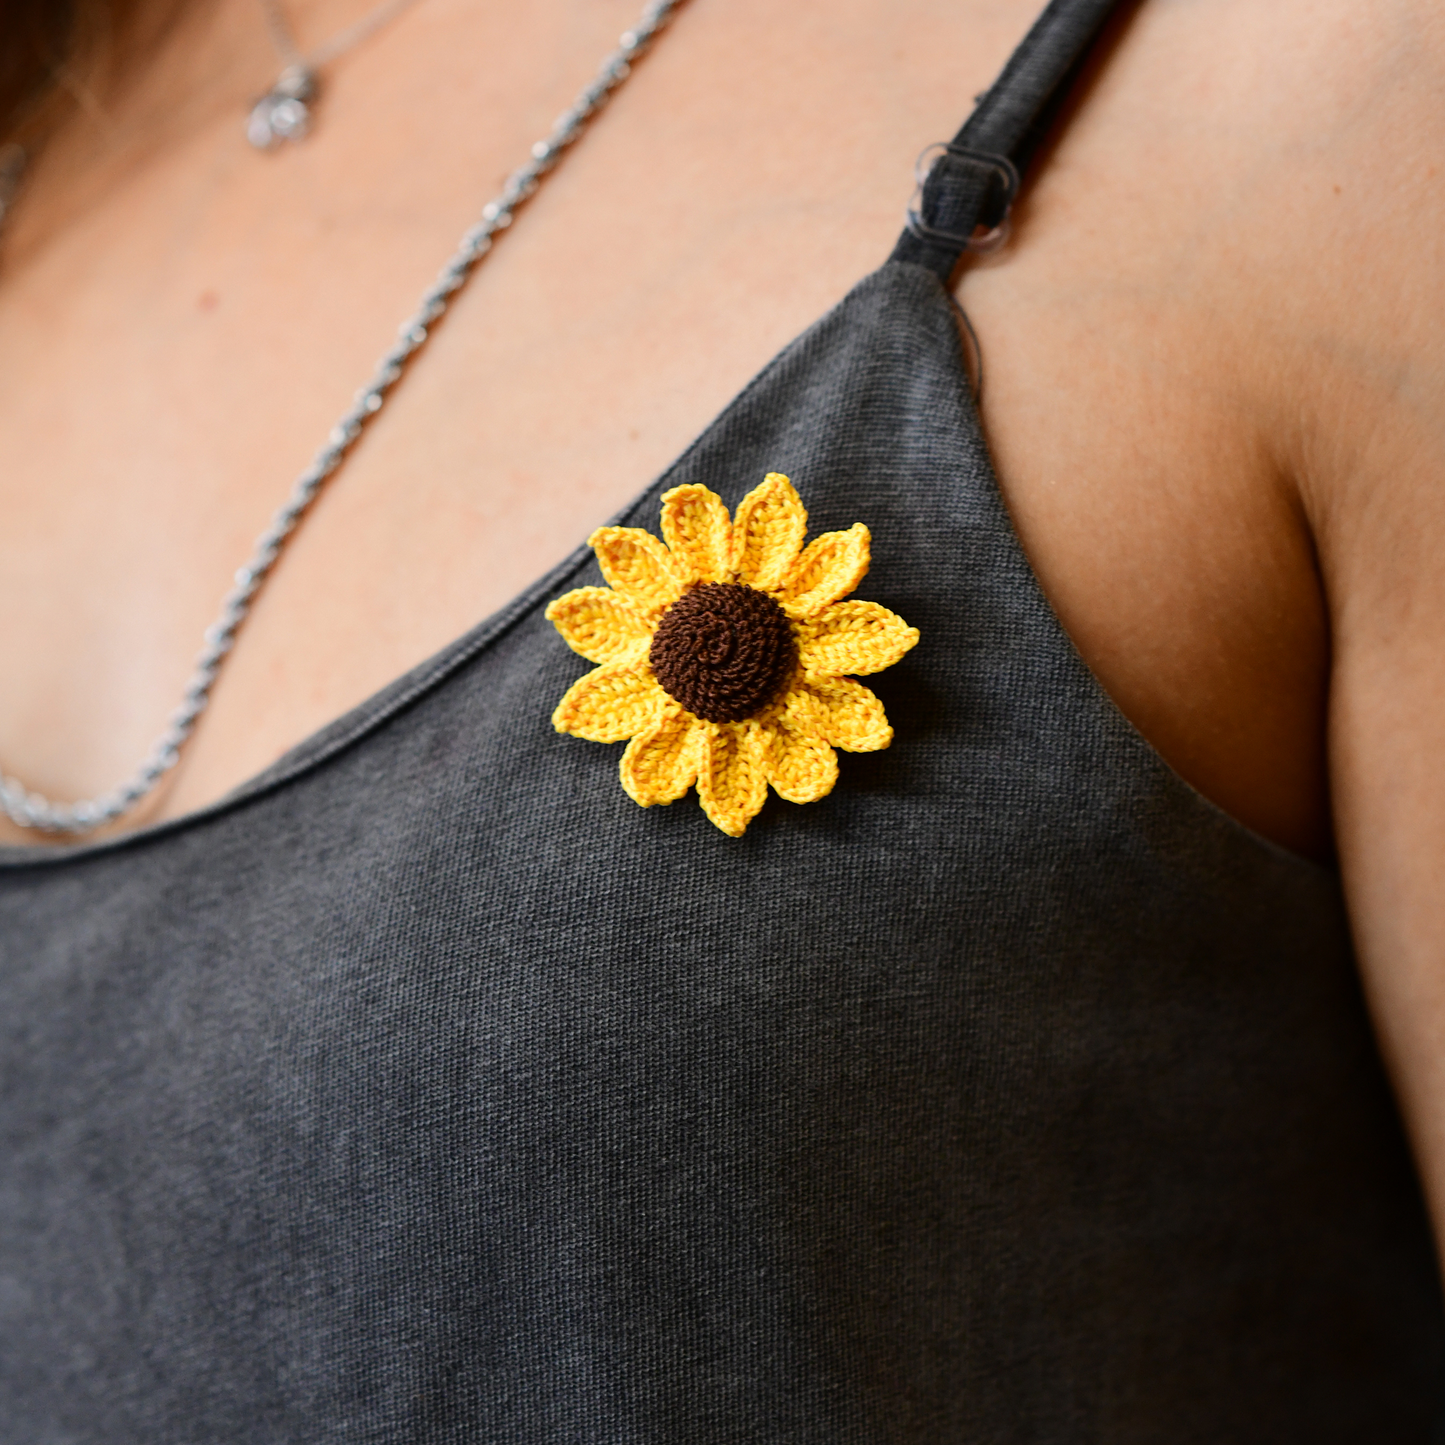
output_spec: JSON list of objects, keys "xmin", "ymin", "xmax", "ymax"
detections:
[{"xmin": 2, "ymin": 262, "xmax": 1442, "ymax": 1442}]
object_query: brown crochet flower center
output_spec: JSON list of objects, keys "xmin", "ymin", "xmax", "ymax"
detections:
[{"xmin": 650, "ymin": 582, "xmax": 797, "ymax": 724}]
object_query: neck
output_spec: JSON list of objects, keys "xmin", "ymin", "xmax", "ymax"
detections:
[{"xmin": 3, "ymin": 1, "xmax": 268, "ymax": 263}]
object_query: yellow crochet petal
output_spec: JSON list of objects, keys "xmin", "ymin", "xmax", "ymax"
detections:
[
  {"xmin": 730, "ymin": 472, "xmax": 808, "ymax": 591},
  {"xmin": 696, "ymin": 721, "xmax": 769, "ymax": 837},
  {"xmin": 545, "ymin": 587, "xmax": 653, "ymax": 665},
  {"xmin": 780, "ymin": 523, "xmax": 871, "ymax": 618},
  {"xmin": 660, "ymin": 484, "xmax": 733, "ymax": 585},
  {"xmin": 790, "ymin": 677, "xmax": 893, "ymax": 753},
  {"xmin": 552, "ymin": 663, "xmax": 665, "ymax": 743},
  {"xmin": 798, "ymin": 600, "xmax": 920, "ymax": 678},
  {"xmin": 620, "ymin": 705, "xmax": 703, "ymax": 806},
  {"xmin": 761, "ymin": 715, "xmax": 839, "ymax": 804},
  {"xmin": 590, "ymin": 526, "xmax": 685, "ymax": 615}
]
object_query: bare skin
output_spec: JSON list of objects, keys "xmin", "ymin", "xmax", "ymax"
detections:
[{"xmin": 4, "ymin": 0, "xmax": 1445, "ymax": 1245}]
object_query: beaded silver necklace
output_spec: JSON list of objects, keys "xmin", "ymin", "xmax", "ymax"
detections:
[{"xmin": 0, "ymin": 0, "xmax": 685, "ymax": 835}]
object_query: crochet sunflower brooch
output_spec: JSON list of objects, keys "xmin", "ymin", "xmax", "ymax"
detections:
[{"xmin": 546, "ymin": 473, "xmax": 919, "ymax": 837}]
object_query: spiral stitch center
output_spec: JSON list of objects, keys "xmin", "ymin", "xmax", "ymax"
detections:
[{"xmin": 650, "ymin": 583, "xmax": 797, "ymax": 723}]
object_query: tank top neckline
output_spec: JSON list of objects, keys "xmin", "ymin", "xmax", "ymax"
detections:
[
  {"xmin": 0, "ymin": 1, "xmax": 1132, "ymax": 868},
  {"xmin": 0, "ymin": 0, "xmax": 1327, "ymax": 877},
  {"xmin": 0, "ymin": 257, "xmax": 1332, "ymax": 879}
]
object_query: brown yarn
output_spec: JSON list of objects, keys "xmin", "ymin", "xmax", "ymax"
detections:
[{"xmin": 649, "ymin": 583, "xmax": 797, "ymax": 724}]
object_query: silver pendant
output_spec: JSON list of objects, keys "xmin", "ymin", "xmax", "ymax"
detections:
[{"xmin": 246, "ymin": 66, "xmax": 318, "ymax": 150}]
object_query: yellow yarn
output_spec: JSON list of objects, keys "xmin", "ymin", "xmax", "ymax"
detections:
[{"xmin": 547, "ymin": 473, "xmax": 920, "ymax": 836}]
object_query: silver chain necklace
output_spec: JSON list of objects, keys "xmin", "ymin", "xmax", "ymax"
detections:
[
  {"xmin": 0, "ymin": 0, "xmax": 685, "ymax": 836},
  {"xmin": 247, "ymin": 0, "xmax": 426, "ymax": 149}
]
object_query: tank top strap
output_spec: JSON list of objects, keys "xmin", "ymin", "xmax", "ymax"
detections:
[{"xmin": 890, "ymin": 0, "xmax": 1124, "ymax": 278}]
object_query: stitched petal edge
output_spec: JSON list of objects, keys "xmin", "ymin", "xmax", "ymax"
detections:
[
  {"xmin": 798, "ymin": 600, "xmax": 920, "ymax": 678},
  {"xmin": 790, "ymin": 677, "xmax": 893, "ymax": 753},
  {"xmin": 545, "ymin": 587, "xmax": 653, "ymax": 665},
  {"xmin": 730, "ymin": 473, "xmax": 808, "ymax": 591},
  {"xmin": 620, "ymin": 705, "xmax": 703, "ymax": 806},
  {"xmin": 590, "ymin": 527, "xmax": 685, "ymax": 615},
  {"xmin": 761, "ymin": 715, "xmax": 839, "ymax": 804},
  {"xmin": 660, "ymin": 484, "xmax": 733, "ymax": 586},
  {"xmin": 780, "ymin": 524, "xmax": 871, "ymax": 617},
  {"xmin": 696, "ymin": 720, "xmax": 769, "ymax": 837},
  {"xmin": 552, "ymin": 663, "xmax": 665, "ymax": 742}
]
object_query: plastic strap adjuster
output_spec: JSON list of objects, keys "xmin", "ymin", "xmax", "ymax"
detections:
[{"xmin": 905, "ymin": 143, "xmax": 1021, "ymax": 256}]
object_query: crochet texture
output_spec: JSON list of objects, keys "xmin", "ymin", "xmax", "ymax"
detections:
[{"xmin": 547, "ymin": 473, "xmax": 920, "ymax": 836}]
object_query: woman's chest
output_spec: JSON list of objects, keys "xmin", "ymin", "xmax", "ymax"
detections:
[{"xmin": 0, "ymin": 0, "xmax": 1330, "ymax": 854}]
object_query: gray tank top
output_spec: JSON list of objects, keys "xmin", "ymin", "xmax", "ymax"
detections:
[{"xmin": 3, "ymin": 3, "xmax": 1442, "ymax": 1440}]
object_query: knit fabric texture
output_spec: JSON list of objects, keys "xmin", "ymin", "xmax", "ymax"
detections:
[{"xmin": 1, "ymin": 263, "xmax": 1442, "ymax": 1443}]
